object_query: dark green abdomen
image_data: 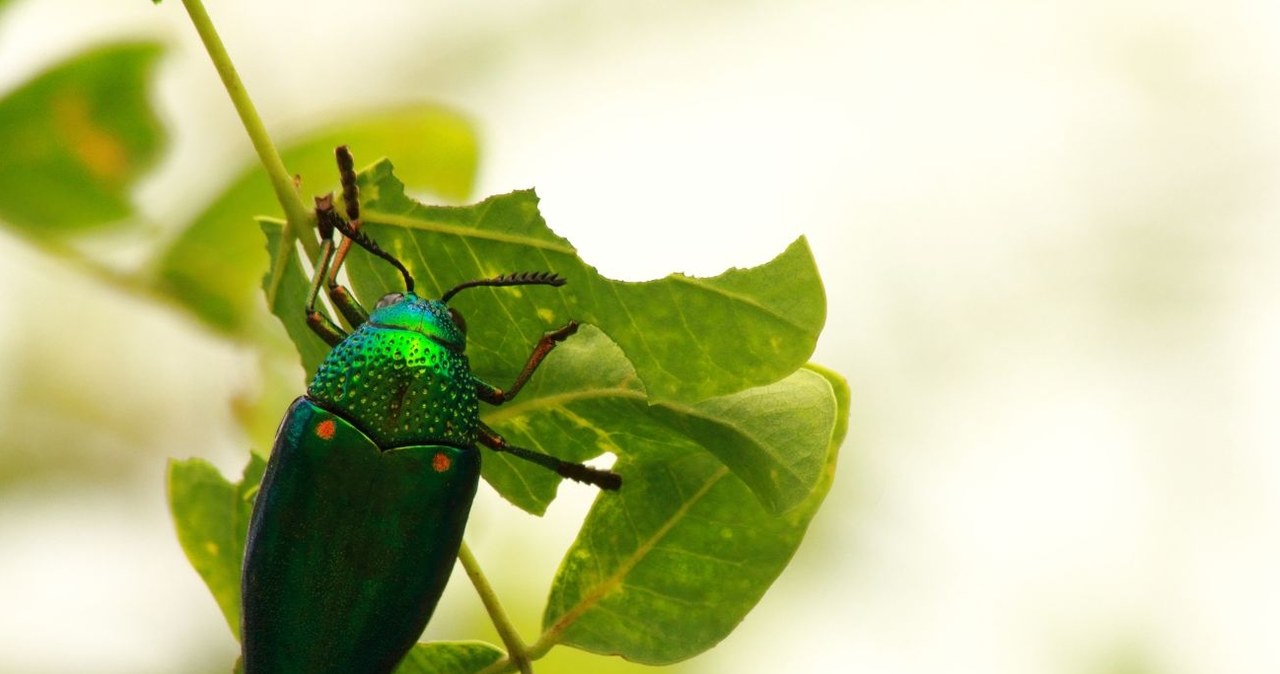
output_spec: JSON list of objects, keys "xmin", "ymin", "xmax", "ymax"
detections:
[{"xmin": 242, "ymin": 398, "xmax": 481, "ymax": 674}]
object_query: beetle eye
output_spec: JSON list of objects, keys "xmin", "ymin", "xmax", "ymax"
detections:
[
  {"xmin": 375, "ymin": 292, "xmax": 404, "ymax": 310},
  {"xmin": 448, "ymin": 307, "xmax": 467, "ymax": 334}
]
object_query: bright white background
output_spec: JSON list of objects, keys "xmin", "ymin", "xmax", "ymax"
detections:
[{"xmin": 1, "ymin": 1, "xmax": 1278, "ymax": 673}]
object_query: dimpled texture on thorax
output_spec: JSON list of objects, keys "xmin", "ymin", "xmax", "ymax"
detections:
[{"xmin": 307, "ymin": 323, "xmax": 478, "ymax": 448}]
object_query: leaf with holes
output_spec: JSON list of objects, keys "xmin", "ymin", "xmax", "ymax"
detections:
[
  {"xmin": 255, "ymin": 154, "xmax": 846, "ymax": 667},
  {"xmin": 261, "ymin": 161, "xmax": 834, "ymax": 515},
  {"xmin": 331, "ymin": 159, "xmax": 826, "ymax": 405}
]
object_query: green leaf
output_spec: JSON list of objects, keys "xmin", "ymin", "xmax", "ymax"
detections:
[
  {"xmin": 0, "ymin": 42, "xmax": 164, "ymax": 235},
  {"xmin": 153, "ymin": 107, "xmax": 478, "ymax": 333},
  {"xmin": 167, "ymin": 454, "xmax": 266, "ymax": 639},
  {"xmin": 253, "ymin": 152, "xmax": 842, "ymax": 662},
  {"xmin": 393, "ymin": 641, "xmax": 504, "ymax": 674},
  {"xmin": 481, "ymin": 326, "xmax": 834, "ymax": 515},
  {"xmin": 541, "ymin": 365, "xmax": 847, "ymax": 664},
  {"xmin": 262, "ymin": 160, "xmax": 831, "ymax": 512},
  {"xmin": 260, "ymin": 219, "xmax": 332, "ymax": 376},
  {"xmin": 647, "ymin": 363, "xmax": 837, "ymax": 514},
  {"xmin": 341, "ymin": 160, "xmax": 825, "ymax": 404}
]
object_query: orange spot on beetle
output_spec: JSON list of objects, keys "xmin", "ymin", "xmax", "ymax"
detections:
[
  {"xmin": 315, "ymin": 419, "xmax": 336, "ymax": 441},
  {"xmin": 432, "ymin": 452, "xmax": 452, "ymax": 472}
]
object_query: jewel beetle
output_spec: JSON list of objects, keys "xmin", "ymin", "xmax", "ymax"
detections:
[{"xmin": 241, "ymin": 146, "xmax": 622, "ymax": 674}]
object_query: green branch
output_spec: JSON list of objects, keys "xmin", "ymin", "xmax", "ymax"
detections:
[{"xmin": 460, "ymin": 542, "xmax": 535, "ymax": 674}]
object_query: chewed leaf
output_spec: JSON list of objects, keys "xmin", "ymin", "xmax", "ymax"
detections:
[
  {"xmin": 344, "ymin": 160, "xmax": 826, "ymax": 405},
  {"xmin": 262, "ymin": 159, "xmax": 833, "ymax": 514},
  {"xmin": 0, "ymin": 42, "xmax": 164, "ymax": 235}
]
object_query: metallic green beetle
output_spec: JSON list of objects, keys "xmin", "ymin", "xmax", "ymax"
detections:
[{"xmin": 241, "ymin": 147, "xmax": 621, "ymax": 674}]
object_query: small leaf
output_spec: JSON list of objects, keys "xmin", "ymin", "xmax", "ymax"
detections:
[
  {"xmin": 540, "ymin": 365, "xmax": 847, "ymax": 664},
  {"xmin": 153, "ymin": 107, "xmax": 478, "ymax": 333},
  {"xmin": 167, "ymin": 454, "xmax": 266, "ymax": 639},
  {"xmin": 392, "ymin": 641, "xmax": 504, "ymax": 674},
  {"xmin": 0, "ymin": 42, "xmax": 164, "ymax": 235},
  {"xmin": 344, "ymin": 162, "xmax": 825, "ymax": 404}
]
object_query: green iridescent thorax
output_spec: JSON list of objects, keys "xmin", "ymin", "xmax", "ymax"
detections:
[{"xmin": 307, "ymin": 293, "xmax": 478, "ymax": 448}]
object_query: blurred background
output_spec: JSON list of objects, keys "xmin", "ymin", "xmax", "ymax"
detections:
[{"xmin": 1, "ymin": 0, "xmax": 1278, "ymax": 672}]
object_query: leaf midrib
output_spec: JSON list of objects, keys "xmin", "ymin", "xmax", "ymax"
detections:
[
  {"xmin": 538, "ymin": 464, "xmax": 730, "ymax": 645},
  {"xmin": 480, "ymin": 386, "xmax": 811, "ymax": 493},
  {"xmin": 366, "ymin": 209, "xmax": 577, "ymax": 255}
]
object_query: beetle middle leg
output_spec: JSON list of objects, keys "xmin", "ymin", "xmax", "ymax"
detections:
[{"xmin": 476, "ymin": 321, "xmax": 580, "ymax": 405}]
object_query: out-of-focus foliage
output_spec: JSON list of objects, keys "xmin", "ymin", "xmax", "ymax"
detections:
[{"xmin": 0, "ymin": 42, "xmax": 164, "ymax": 235}]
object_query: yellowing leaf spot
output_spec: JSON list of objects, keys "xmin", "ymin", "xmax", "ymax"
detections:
[
  {"xmin": 53, "ymin": 92, "xmax": 129, "ymax": 184},
  {"xmin": 203, "ymin": 541, "xmax": 220, "ymax": 556},
  {"xmin": 537, "ymin": 308, "xmax": 555, "ymax": 323}
]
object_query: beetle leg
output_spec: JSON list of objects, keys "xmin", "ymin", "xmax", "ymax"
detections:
[
  {"xmin": 322, "ymin": 146, "xmax": 373, "ymax": 329},
  {"xmin": 477, "ymin": 422, "xmax": 620, "ymax": 490},
  {"xmin": 306, "ymin": 146, "xmax": 371, "ymax": 330},
  {"xmin": 477, "ymin": 321, "xmax": 580, "ymax": 405},
  {"xmin": 305, "ymin": 147, "xmax": 375, "ymax": 341},
  {"xmin": 304, "ymin": 194, "xmax": 349, "ymax": 347},
  {"xmin": 328, "ymin": 144, "xmax": 362, "ymax": 276}
]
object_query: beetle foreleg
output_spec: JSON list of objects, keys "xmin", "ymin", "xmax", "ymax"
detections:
[{"xmin": 308, "ymin": 164, "xmax": 372, "ymax": 332}]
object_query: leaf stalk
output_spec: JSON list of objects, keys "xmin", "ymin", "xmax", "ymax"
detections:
[{"xmin": 460, "ymin": 542, "xmax": 535, "ymax": 674}]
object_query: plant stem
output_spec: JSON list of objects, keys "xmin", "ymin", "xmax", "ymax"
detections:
[
  {"xmin": 459, "ymin": 541, "xmax": 534, "ymax": 674},
  {"xmin": 177, "ymin": 0, "xmax": 318, "ymax": 261}
]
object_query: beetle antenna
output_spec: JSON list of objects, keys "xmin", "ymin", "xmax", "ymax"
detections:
[
  {"xmin": 321, "ymin": 146, "xmax": 416, "ymax": 293},
  {"xmin": 335, "ymin": 146, "xmax": 360, "ymax": 223},
  {"xmin": 329, "ymin": 217, "xmax": 416, "ymax": 293},
  {"xmin": 441, "ymin": 271, "xmax": 566, "ymax": 303}
]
